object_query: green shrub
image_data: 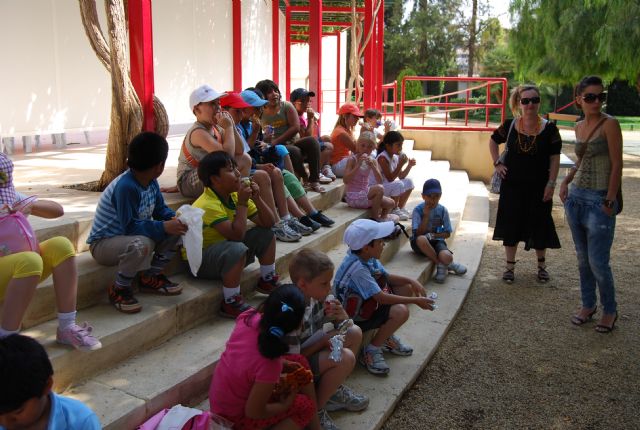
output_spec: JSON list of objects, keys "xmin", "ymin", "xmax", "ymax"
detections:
[{"xmin": 397, "ymin": 68, "xmax": 422, "ymax": 103}]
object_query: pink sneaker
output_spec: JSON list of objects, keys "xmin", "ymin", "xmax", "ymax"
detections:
[{"xmin": 56, "ymin": 322, "xmax": 102, "ymax": 351}]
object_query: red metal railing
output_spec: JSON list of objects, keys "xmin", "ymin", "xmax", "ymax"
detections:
[
  {"xmin": 381, "ymin": 81, "xmax": 397, "ymax": 122},
  {"xmin": 400, "ymin": 76, "xmax": 508, "ymax": 131}
]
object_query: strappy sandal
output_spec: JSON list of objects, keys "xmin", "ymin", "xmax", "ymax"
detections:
[
  {"xmin": 304, "ymin": 182, "xmax": 326, "ymax": 193},
  {"xmin": 595, "ymin": 312, "xmax": 618, "ymax": 333},
  {"xmin": 537, "ymin": 257, "xmax": 550, "ymax": 283},
  {"xmin": 570, "ymin": 306, "xmax": 597, "ymax": 326},
  {"xmin": 502, "ymin": 260, "xmax": 516, "ymax": 283}
]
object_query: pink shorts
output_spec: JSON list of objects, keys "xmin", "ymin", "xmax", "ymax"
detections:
[{"xmin": 345, "ymin": 190, "xmax": 371, "ymax": 209}]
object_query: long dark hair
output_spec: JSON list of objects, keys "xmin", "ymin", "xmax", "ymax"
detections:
[
  {"xmin": 246, "ymin": 285, "xmax": 305, "ymax": 359},
  {"xmin": 377, "ymin": 130, "xmax": 404, "ymax": 157}
]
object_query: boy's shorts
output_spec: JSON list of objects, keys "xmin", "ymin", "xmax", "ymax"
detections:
[
  {"xmin": 410, "ymin": 237, "xmax": 450, "ymax": 256},
  {"xmin": 197, "ymin": 227, "xmax": 273, "ymax": 279},
  {"xmin": 353, "ymin": 304, "xmax": 391, "ymax": 332}
]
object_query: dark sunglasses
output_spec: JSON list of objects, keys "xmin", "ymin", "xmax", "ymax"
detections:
[
  {"xmin": 520, "ymin": 97, "xmax": 541, "ymax": 105},
  {"xmin": 582, "ymin": 92, "xmax": 607, "ymax": 104}
]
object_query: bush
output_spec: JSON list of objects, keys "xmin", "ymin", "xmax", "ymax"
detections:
[{"xmin": 397, "ymin": 68, "xmax": 422, "ymax": 102}]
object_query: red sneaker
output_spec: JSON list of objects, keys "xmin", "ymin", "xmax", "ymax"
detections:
[
  {"xmin": 256, "ymin": 274, "xmax": 281, "ymax": 295},
  {"xmin": 108, "ymin": 284, "xmax": 142, "ymax": 314},
  {"xmin": 220, "ymin": 294, "xmax": 252, "ymax": 319},
  {"xmin": 138, "ymin": 273, "xmax": 182, "ymax": 295}
]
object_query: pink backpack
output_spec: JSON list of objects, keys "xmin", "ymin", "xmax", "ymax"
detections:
[{"xmin": 0, "ymin": 212, "xmax": 39, "ymax": 257}]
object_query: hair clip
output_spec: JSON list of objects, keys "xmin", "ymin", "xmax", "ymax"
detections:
[
  {"xmin": 281, "ymin": 302, "xmax": 293, "ymax": 313},
  {"xmin": 269, "ymin": 326, "xmax": 284, "ymax": 338}
]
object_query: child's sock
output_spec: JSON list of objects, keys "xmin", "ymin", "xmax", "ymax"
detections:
[
  {"xmin": 57, "ymin": 311, "xmax": 77, "ymax": 331},
  {"xmin": 115, "ymin": 272, "xmax": 135, "ymax": 290},
  {"xmin": 310, "ymin": 210, "xmax": 319, "ymax": 216},
  {"xmin": 0, "ymin": 327, "xmax": 19, "ymax": 338},
  {"xmin": 223, "ymin": 286, "xmax": 241, "ymax": 302},
  {"xmin": 260, "ymin": 264, "xmax": 276, "ymax": 280},
  {"xmin": 282, "ymin": 213, "xmax": 292, "ymax": 221},
  {"xmin": 366, "ymin": 343, "xmax": 382, "ymax": 354},
  {"xmin": 146, "ymin": 252, "xmax": 174, "ymax": 276}
]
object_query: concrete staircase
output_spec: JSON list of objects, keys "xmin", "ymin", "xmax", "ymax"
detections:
[{"xmin": 13, "ymin": 144, "xmax": 489, "ymax": 430}]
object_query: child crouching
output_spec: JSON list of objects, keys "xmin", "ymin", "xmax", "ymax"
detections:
[{"xmin": 411, "ymin": 179, "xmax": 467, "ymax": 283}]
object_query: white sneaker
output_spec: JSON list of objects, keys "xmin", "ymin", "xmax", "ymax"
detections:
[
  {"xmin": 391, "ymin": 207, "xmax": 408, "ymax": 221},
  {"xmin": 318, "ymin": 173, "xmax": 333, "ymax": 184},
  {"xmin": 272, "ymin": 220, "xmax": 301, "ymax": 242},
  {"xmin": 322, "ymin": 164, "xmax": 337, "ymax": 180},
  {"xmin": 399, "ymin": 207, "xmax": 412, "ymax": 218},
  {"xmin": 286, "ymin": 217, "xmax": 314, "ymax": 236}
]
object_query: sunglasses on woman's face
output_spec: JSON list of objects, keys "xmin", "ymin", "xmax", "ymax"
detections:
[
  {"xmin": 582, "ymin": 92, "xmax": 607, "ymax": 104},
  {"xmin": 520, "ymin": 97, "xmax": 541, "ymax": 105}
]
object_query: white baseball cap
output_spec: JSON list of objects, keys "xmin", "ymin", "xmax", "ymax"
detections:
[
  {"xmin": 189, "ymin": 85, "xmax": 226, "ymax": 111},
  {"xmin": 343, "ymin": 219, "xmax": 395, "ymax": 251}
]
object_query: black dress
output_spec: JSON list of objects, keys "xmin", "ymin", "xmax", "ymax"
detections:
[{"xmin": 492, "ymin": 119, "xmax": 562, "ymax": 250}]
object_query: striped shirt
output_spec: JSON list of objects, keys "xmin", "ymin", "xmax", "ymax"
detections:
[{"xmin": 87, "ymin": 170, "xmax": 174, "ymax": 244}]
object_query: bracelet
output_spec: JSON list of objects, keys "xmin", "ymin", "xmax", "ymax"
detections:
[{"xmin": 546, "ymin": 180, "xmax": 556, "ymax": 188}]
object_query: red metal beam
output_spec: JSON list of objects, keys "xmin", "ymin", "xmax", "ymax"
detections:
[
  {"xmin": 376, "ymin": 0, "xmax": 384, "ymax": 110},
  {"xmin": 285, "ymin": 7, "xmax": 292, "ymax": 98},
  {"xmin": 309, "ymin": 0, "xmax": 323, "ymax": 112},
  {"xmin": 272, "ymin": 1, "xmax": 280, "ymax": 84},
  {"xmin": 290, "ymin": 20, "xmax": 352, "ymax": 27},
  {"xmin": 335, "ymin": 32, "xmax": 341, "ymax": 109},
  {"xmin": 363, "ymin": 1, "xmax": 374, "ymax": 109},
  {"xmin": 128, "ymin": 0, "xmax": 155, "ymax": 132},
  {"xmin": 289, "ymin": 6, "xmax": 364, "ymax": 13},
  {"xmin": 232, "ymin": 0, "xmax": 242, "ymax": 91}
]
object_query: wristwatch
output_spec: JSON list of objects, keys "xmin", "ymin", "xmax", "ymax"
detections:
[{"xmin": 603, "ymin": 199, "xmax": 615, "ymax": 209}]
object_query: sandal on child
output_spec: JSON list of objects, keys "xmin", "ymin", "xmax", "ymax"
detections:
[
  {"xmin": 304, "ymin": 182, "xmax": 326, "ymax": 193},
  {"xmin": 502, "ymin": 260, "xmax": 516, "ymax": 283},
  {"xmin": 537, "ymin": 257, "xmax": 550, "ymax": 283},
  {"xmin": 570, "ymin": 306, "xmax": 597, "ymax": 326}
]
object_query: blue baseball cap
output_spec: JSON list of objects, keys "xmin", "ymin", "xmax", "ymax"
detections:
[
  {"xmin": 240, "ymin": 90, "xmax": 268, "ymax": 107},
  {"xmin": 422, "ymin": 178, "xmax": 442, "ymax": 195}
]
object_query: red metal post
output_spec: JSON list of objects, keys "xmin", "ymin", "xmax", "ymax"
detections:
[
  {"xmin": 285, "ymin": 7, "xmax": 291, "ymax": 98},
  {"xmin": 363, "ymin": 1, "xmax": 374, "ymax": 109},
  {"xmin": 376, "ymin": 1, "xmax": 384, "ymax": 111},
  {"xmin": 232, "ymin": 0, "xmax": 242, "ymax": 91},
  {"xmin": 128, "ymin": 0, "xmax": 155, "ymax": 131},
  {"xmin": 309, "ymin": 0, "xmax": 323, "ymax": 112},
  {"xmin": 272, "ymin": 1, "xmax": 280, "ymax": 84},
  {"xmin": 335, "ymin": 32, "xmax": 341, "ymax": 109}
]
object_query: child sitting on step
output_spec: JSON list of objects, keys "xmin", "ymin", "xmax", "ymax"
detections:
[
  {"xmin": 334, "ymin": 219, "xmax": 435, "ymax": 376},
  {"xmin": 209, "ymin": 285, "xmax": 318, "ymax": 430},
  {"xmin": 192, "ymin": 151, "xmax": 280, "ymax": 319},
  {"xmin": 0, "ymin": 153, "xmax": 101, "ymax": 350},
  {"xmin": 411, "ymin": 179, "xmax": 467, "ymax": 284},
  {"xmin": 285, "ymin": 249, "xmax": 369, "ymax": 429},
  {"xmin": 87, "ymin": 132, "xmax": 187, "ymax": 314},
  {"xmin": 0, "ymin": 334, "xmax": 101, "ymax": 429},
  {"xmin": 375, "ymin": 131, "xmax": 416, "ymax": 221},
  {"xmin": 343, "ymin": 131, "xmax": 397, "ymax": 222}
]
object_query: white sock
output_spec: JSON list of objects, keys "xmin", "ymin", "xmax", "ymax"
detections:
[
  {"xmin": 260, "ymin": 264, "xmax": 276, "ymax": 280},
  {"xmin": 0, "ymin": 327, "xmax": 19, "ymax": 338},
  {"xmin": 282, "ymin": 214, "xmax": 292, "ymax": 221},
  {"xmin": 223, "ymin": 286, "xmax": 241, "ymax": 302},
  {"xmin": 365, "ymin": 344, "xmax": 381, "ymax": 353},
  {"xmin": 57, "ymin": 311, "xmax": 77, "ymax": 331}
]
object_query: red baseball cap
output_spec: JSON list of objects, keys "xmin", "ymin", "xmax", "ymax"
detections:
[
  {"xmin": 220, "ymin": 92, "xmax": 251, "ymax": 109},
  {"xmin": 338, "ymin": 103, "xmax": 364, "ymax": 117}
]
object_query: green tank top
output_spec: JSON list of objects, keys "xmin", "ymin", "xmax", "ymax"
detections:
[
  {"xmin": 574, "ymin": 117, "xmax": 612, "ymax": 191},
  {"xmin": 261, "ymin": 101, "xmax": 297, "ymax": 144}
]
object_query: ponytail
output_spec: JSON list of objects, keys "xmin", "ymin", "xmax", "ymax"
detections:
[{"xmin": 255, "ymin": 285, "xmax": 305, "ymax": 359}]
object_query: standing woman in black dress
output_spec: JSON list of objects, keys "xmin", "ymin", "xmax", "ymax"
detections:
[{"xmin": 489, "ymin": 84, "xmax": 562, "ymax": 283}]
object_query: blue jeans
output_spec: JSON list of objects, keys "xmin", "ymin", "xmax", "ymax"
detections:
[{"xmin": 564, "ymin": 186, "xmax": 617, "ymax": 314}]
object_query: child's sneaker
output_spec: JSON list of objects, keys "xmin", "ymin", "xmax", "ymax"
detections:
[
  {"xmin": 359, "ymin": 347, "xmax": 390, "ymax": 376},
  {"xmin": 382, "ymin": 334, "xmax": 413, "ymax": 356},
  {"xmin": 138, "ymin": 273, "xmax": 182, "ymax": 295},
  {"xmin": 299, "ymin": 215, "xmax": 322, "ymax": 231},
  {"xmin": 272, "ymin": 220, "xmax": 301, "ymax": 242},
  {"xmin": 322, "ymin": 164, "xmax": 337, "ymax": 180},
  {"xmin": 287, "ymin": 217, "xmax": 314, "ymax": 236},
  {"xmin": 56, "ymin": 322, "xmax": 102, "ymax": 351},
  {"xmin": 325, "ymin": 384, "xmax": 369, "ymax": 412},
  {"xmin": 391, "ymin": 207, "xmax": 409, "ymax": 221},
  {"xmin": 108, "ymin": 284, "xmax": 142, "ymax": 313},
  {"xmin": 448, "ymin": 262, "xmax": 467, "ymax": 275},
  {"xmin": 317, "ymin": 409, "xmax": 340, "ymax": 430},
  {"xmin": 256, "ymin": 273, "xmax": 281, "ymax": 295},
  {"xmin": 434, "ymin": 263, "xmax": 448, "ymax": 283},
  {"xmin": 310, "ymin": 210, "xmax": 335, "ymax": 227},
  {"xmin": 319, "ymin": 173, "xmax": 333, "ymax": 184},
  {"xmin": 220, "ymin": 294, "xmax": 252, "ymax": 318}
]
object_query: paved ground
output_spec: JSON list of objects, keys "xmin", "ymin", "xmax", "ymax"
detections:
[{"xmin": 384, "ymin": 150, "xmax": 640, "ymax": 429}]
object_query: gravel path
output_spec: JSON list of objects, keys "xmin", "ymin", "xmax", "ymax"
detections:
[{"xmin": 384, "ymin": 151, "xmax": 640, "ymax": 429}]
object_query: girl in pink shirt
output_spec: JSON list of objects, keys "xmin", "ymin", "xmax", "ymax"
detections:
[{"xmin": 209, "ymin": 285, "xmax": 319, "ymax": 430}]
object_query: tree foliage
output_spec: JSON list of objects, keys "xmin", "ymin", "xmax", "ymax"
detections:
[{"xmin": 509, "ymin": 0, "xmax": 640, "ymax": 89}]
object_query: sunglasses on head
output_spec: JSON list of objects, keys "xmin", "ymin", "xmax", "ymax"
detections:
[
  {"xmin": 520, "ymin": 97, "xmax": 541, "ymax": 105},
  {"xmin": 581, "ymin": 92, "xmax": 607, "ymax": 104}
]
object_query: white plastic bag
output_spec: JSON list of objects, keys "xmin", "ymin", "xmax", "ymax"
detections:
[{"xmin": 176, "ymin": 204, "xmax": 205, "ymax": 276}]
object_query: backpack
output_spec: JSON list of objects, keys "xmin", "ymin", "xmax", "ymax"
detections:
[{"xmin": 0, "ymin": 212, "xmax": 39, "ymax": 257}]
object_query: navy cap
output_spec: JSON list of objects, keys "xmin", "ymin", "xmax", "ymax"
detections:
[
  {"xmin": 290, "ymin": 88, "xmax": 315, "ymax": 102},
  {"xmin": 422, "ymin": 178, "xmax": 442, "ymax": 195}
]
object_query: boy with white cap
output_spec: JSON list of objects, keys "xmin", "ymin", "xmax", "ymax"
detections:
[{"xmin": 333, "ymin": 219, "xmax": 435, "ymax": 376}]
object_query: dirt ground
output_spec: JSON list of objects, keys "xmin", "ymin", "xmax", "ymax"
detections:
[{"xmin": 384, "ymin": 151, "xmax": 640, "ymax": 429}]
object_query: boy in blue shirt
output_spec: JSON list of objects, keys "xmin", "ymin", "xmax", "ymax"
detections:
[
  {"xmin": 334, "ymin": 219, "xmax": 435, "ymax": 376},
  {"xmin": 87, "ymin": 132, "xmax": 188, "ymax": 313},
  {"xmin": 0, "ymin": 334, "xmax": 101, "ymax": 429},
  {"xmin": 411, "ymin": 179, "xmax": 467, "ymax": 283}
]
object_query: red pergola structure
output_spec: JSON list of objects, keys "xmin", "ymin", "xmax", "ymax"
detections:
[{"xmin": 127, "ymin": 0, "xmax": 385, "ymax": 130}]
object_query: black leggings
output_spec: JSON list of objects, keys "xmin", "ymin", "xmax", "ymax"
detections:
[{"xmin": 284, "ymin": 136, "xmax": 321, "ymax": 182}]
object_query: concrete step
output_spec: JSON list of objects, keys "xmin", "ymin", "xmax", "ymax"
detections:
[
  {"xmin": 18, "ymin": 180, "xmax": 346, "ymax": 328},
  {"xmin": 59, "ymin": 168, "xmax": 473, "ymax": 430}
]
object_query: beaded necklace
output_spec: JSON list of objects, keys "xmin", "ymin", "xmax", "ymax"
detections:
[{"xmin": 517, "ymin": 116, "xmax": 542, "ymax": 153}]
